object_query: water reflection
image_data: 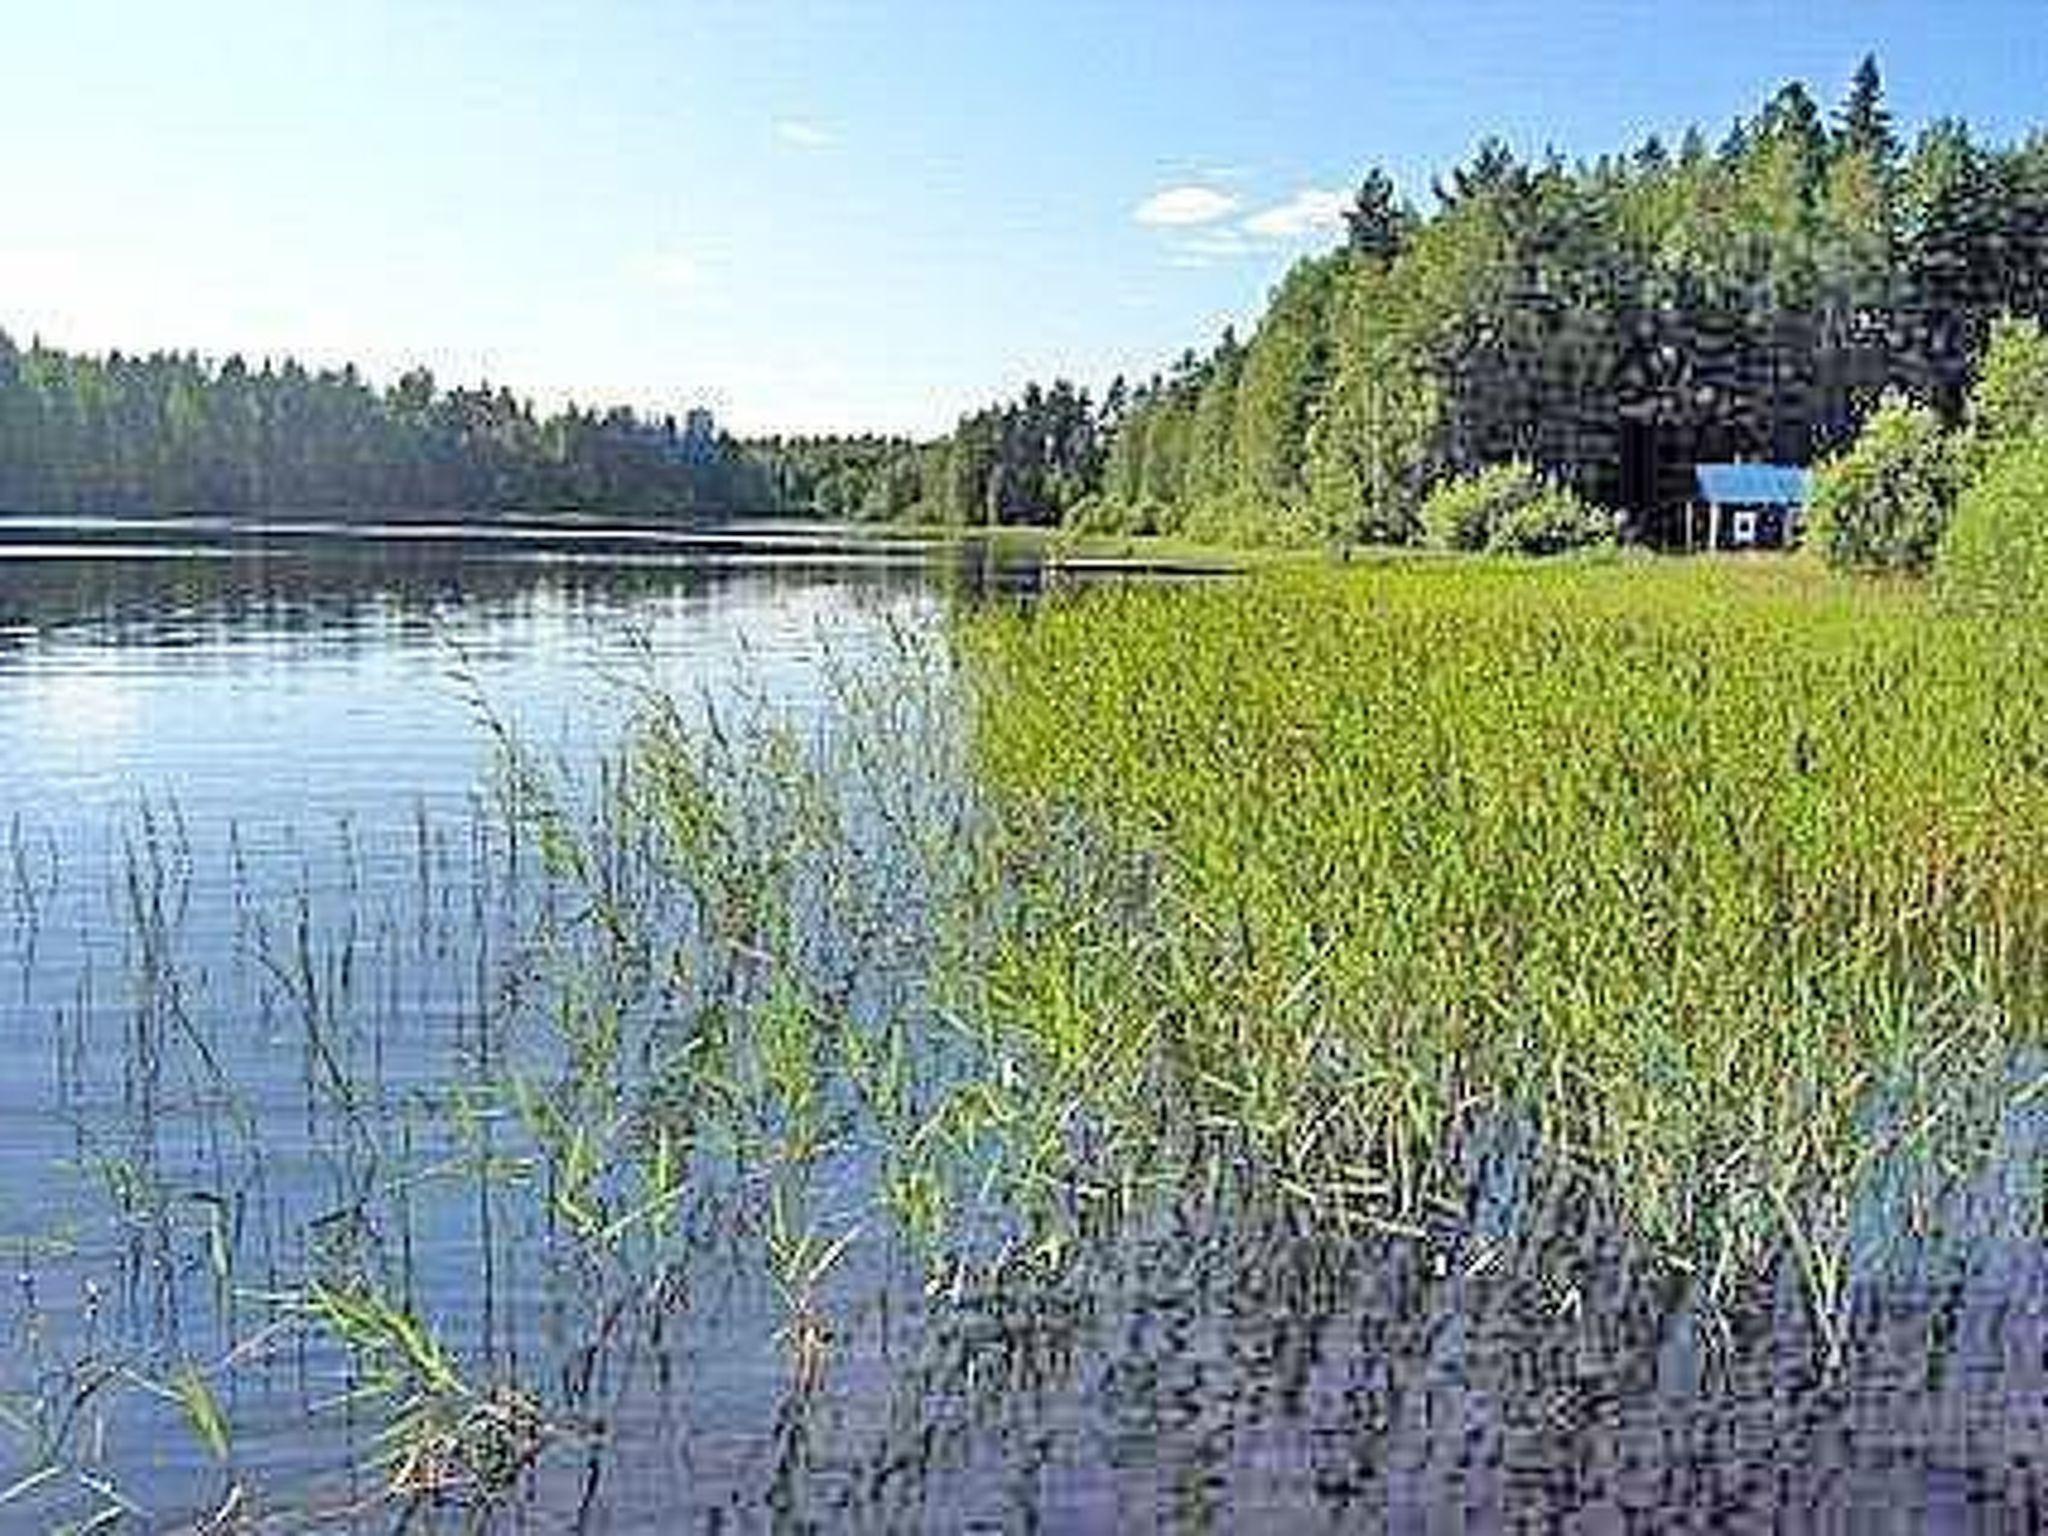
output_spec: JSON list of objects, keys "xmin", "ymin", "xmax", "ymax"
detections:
[
  {"xmin": 0, "ymin": 518, "xmax": 1144, "ymax": 1530},
  {"xmin": 1, "ymin": 520, "xmax": 2037, "ymax": 1532},
  {"xmin": 0, "ymin": 520, "xmax": 1056, "ymax": 844}
]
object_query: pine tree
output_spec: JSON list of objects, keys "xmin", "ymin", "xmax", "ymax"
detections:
[
  {"xmin": 1343, "ymin": 168, "xmax": 1414, "ymax": 261},
  {"xmin": 1836, "ymin": 54, "xmax": 1898, "ymax": 164}
]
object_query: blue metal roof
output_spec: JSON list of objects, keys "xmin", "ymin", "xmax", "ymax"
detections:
[{"xmin": 1695, "ymin": 463, "xmax": 1811, "ymax": 506}]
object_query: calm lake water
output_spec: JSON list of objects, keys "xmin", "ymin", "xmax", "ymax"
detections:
[{"xmin": 1, "ymin": 517, "xmax": 2043, "ymax": 1533}]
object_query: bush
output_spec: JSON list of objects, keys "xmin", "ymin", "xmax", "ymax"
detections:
[
  {"xmin": 1065, "ymin": 494, "xmax": 1156, "ymax": 536},
  {"xmin": 1488, "ymin": 485, "xmax": 1616, "ymax": 555},
  {"xmin": 1806, "ymin": 393, "xmax": 1957, "ymax": 574},
  {"xmin": 1421, "ymin": 462, "xmax": 1612, "ymax": 556},
  {"xmin": 1937, "ymin": 436, "xmax": 2048, "ymax": 614},
  {"xmin": 1967, "ymin": 315, "xmax": 2048, "ymax": 452},
  {"xmin": 1061, "ymin": 493, "xmax": 1115, "ymax": 533},
  {"xmin": 1422, "ymin": 462, "xmax": 1536, "ymax": 550}
]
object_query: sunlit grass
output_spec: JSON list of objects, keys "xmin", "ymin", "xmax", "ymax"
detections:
[{"xmin": 955, "ymin": 556, "xmax": 2048, "ymax": 1315}]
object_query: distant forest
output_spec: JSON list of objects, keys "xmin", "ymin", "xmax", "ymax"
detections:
[
  {"xmin": 767, "ymin": 58, "xmax": 2048, "ymax": 546},
  {"xmin": 0, "ymin": 335, "xmax": 772, "ymax": 517},
  {"xmin": 753, "ymin": 376, "xmax": 1102, "ymax": 526},
  {"xmin": 9, "ymin": 58, "xmax": 2043, "ymax": 540}
]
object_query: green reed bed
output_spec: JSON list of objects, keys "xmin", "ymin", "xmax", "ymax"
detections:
[
  {"xmin": 954, "ymin": 556, "xmax": 2048, "ymax": 1312},
  {"xmin": 12, "ymin": 561, "xmax": 2048, "ymax": 1524}
]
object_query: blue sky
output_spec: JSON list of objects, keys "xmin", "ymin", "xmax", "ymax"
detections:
[{"xmin": 0, "ymin": 2, "xmax": 2039, "ymax": 436}]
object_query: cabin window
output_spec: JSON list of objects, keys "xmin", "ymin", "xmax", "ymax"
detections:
[{"xmin": 1732, "ymin": 508, "xmax": 1757, "ymax": 546}]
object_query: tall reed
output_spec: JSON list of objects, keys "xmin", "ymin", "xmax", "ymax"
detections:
[{"xmin": 954, "ymin": 557, "xmax": 2048, "ymax": 1313}]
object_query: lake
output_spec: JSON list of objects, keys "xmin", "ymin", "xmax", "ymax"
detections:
[{"xmin": 1, "ymin": 518, "xmax": 2042, "ymax": 1533}]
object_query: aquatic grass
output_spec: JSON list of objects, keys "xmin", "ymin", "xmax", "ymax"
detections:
[
  {"xmin": 953, "ymin": 557, "xmax": 2048, "ymax": 1316},
  {"xmin": 12, "ymin": 558, "xmax": 2048, "ymax": 1521},
  {"xmin": 302, "ymin": 1279, "xmax": 551, "ymax": 1511}
]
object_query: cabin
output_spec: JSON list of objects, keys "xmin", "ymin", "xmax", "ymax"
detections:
[{"xmin": 1688, "ymin": 463, "xmax": 1812, "ymax": 552}]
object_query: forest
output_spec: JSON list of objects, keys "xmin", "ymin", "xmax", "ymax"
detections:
[
  {"xmin": 754, "ymin": 375, "xmax": 1105, "ymax": 528},
  {"xmin": 6, "ymin": 58, "xmax": 2044, "ymax": 546},
  {"xmin": 768, "ymin": 58, "xmax": 2048, "ymax": 548},
  {"xmin": 0, "ymin": 335, "xmax": 772, "ymax": 517}
]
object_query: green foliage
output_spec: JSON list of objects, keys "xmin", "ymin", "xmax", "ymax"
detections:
[
  {"xmin": 167, "ymin": 1364, "xmax": 231, "ymax": 1463},
  {"xmin": 1304, "ymin": 255, "xmax": 1441, "ymax": 544},
  {"xmin": 1937, "ymin": 436, "xmax": 2048, "ymax": 612},
  {"xmin": 1966, "ymin": 315, "xmax": 2048, "ymax": 449},
  {"xmin": 1420, "ymin": 461, "xmax": 1610, "ymax": 554},
  {"xmin": 0, "ymin": 335, "xmax": 769, "ymax": 516},
  {"xmin": 1343, "ymin": 167, "xmax": 1417, "ymax": 261},
  {"xmin": 1486, "ymin": 480, "xmax": 1618, "ymax": 555},
  {"xmin": 1185, "ymin": 330, "xmax": 1244, "ymax": 513},
  {"xmin": 1937, "ymin": 318, "xmax": 2048, "ymax": 607},
  {"xmin": 1807, "ymin": 393, "xmax": 1957, "ymax": 572},
  {"xmin": 755, "ymin": 434, "xmax": 931, "ymax": 521},
  {"xmin": 1422, "ymin": 462, "xmax": 1540, "ymax": 550},
  {"xmin": 1087, "ymin": 57, "xmax": 2048, "ymax": 550},
  {"xmin": 1232, "ymin": 259, "xmax": 1340, "ymax": 518},
  {"xmin": 762, "ymin": 379, "xmax": 1105, "ymax": 528},
  {"xmin": 1059, "ymin": 492, "xmax": 1117, "ymax": 534},
  {"xmin": 1835, "ymin": 54, "xmax": 1897, "ymax": 163}
]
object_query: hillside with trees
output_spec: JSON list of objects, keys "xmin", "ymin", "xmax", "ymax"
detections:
[
  {"xmin": 1095, "ymin": 58, "xmax": 2048, "ymax": 547},
  {"xmin": 0, "ymin": 335, "xmax": 771, "ymax": 517},
  {"xmin": 789, "ymin": 58, "xmax": 2048, "ymax": 550}
]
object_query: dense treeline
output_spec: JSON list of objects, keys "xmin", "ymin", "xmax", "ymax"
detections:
[
  {"xmin": 753, "ymin": 379, "xmax": 1105, "ymax": 527},
  {"xmin": 20, "ymin": 58, "xmax": 2037, "ymax": 544},
  {"xmin": 751, "ymin": 434, "xmax": 928, "ymax": 522},
  {"xmin": 0, "ymin": 332, "xmax": 771, "ymax": 516},
  {"xmin": 789, "ymin": 59, "xmax": 2048, "ymax": 549},
  {"xmin": 1090, "ymin": 58, "xmax": 2048, "ymax": 546}
]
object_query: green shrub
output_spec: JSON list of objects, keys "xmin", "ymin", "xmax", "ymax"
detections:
[
  {"xmin": 1061, "ymin": 493, "xmax": 1115, "ymax": 533},
  {"xmin": 1064, "ymin": 494, "xmax": 1156, "ymax": 536},
  {"xmin": 1937, "ymin": 436, "xmax": 2048, "ymax": 613},
  {"xmin": 1422, "ymin": 462, "xmax": 1537, "ymax": 550},
  {"xmin": 1487, "ymin": 483, "xmax": 1616, "ymax": 555},
  {"xmin": 1421, "ymin": 462, "xmax": 1611, "ymax": 556},
  {"xmin": 1806, "ymin": 393, "xmax": 1957, "ymax": 574},
  {"xmin": 1966, "ymin": 315, "xmax": 2048, "ymax": 452}
]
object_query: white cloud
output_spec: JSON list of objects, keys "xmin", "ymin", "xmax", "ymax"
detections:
[
  {"xmin": 1242, "ymin": 188, "xmax": 1349, "ymax": 239},
  {"xmin": 1133, "ymin": 185, "xmax": 1239, "ymax": 227},
  {"xmin": 775, "ymin": 119, "xmax": 835, "ymax": 149}
]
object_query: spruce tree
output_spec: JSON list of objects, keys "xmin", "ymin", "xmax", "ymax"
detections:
[
  {"xmin": 1344, "ymin": 168, "xmax": 1414, "ymax": 261},
  {"xmin": 1836, "ymin": 54, "xmax": 1898, "ymax": 163}
]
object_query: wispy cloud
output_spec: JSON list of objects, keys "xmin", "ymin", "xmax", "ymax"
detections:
[
  {"xmin": 1133, "ymin": 184, "xmax": 1239, "ymax": 227},
  {"xmin": 1242, "ymin": 188, "xmax": 1348, "ymax": 239},
  {"xmin": 775, "ymin": 118, "xmax": 835, "ymax": 149}
]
